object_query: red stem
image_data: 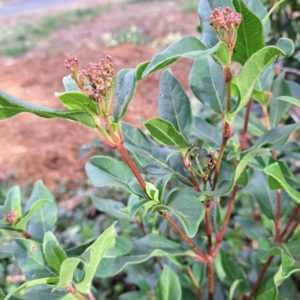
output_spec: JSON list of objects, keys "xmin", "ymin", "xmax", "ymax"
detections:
[
  {"xmin": 116, "ymin": 143, "xmax": 146, "ymax": 192},
  {"xmin": 205, "ymin": 208, "xmax": 212, "ymax": 256},
  {"xmin": 187, "ymin": 267, "xmax": 202, "ymax": 299},
  {"xmin": 279, "ymin": 204, "xmax": 300, "ymax": 240},
  {"xmin": 207, "ymin": 261, "xmax": 214, "ymax": 300},
  {"xmin": 163, "ymin": 212, "xmax": 208, "ymax": 262},
  {"xmin": 213, "ymin": 186, "xmax": 238, "ymax": 257},
  {"xmin": 282, "ymin": 218, "xmax": 300, "ymax": 243},
  {"xmin": 247, "ymin": 257, "xmax": 273, "ymax": 299},
  {"xmin": 241, "ymin": 100, "xmax": 252, "ymax": 151}
]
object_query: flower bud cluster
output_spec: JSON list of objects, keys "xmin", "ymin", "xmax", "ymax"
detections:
[
  {"xmin": 65, "ymin": 55, "xmax": 115, "ymax": 114},
  {"xmin": 3, "ymin": 210, "xmax": 18, "ymax": 223},
  {"xmin": 210, "ymin": 7, "xmax": 242, "ymax": 50},
  {"xmin": 210, "ymin": 7, "xmax": 242, "ymax": 32}
]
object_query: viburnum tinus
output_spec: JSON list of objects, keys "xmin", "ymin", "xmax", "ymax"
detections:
[{"xmin": 210, "ymin": 7, "xmax": 242, "ymax": 50}]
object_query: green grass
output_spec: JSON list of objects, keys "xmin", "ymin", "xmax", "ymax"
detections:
[{"xmin": 0, "ymin": 5, "xmax": 111, "ymax": 57}]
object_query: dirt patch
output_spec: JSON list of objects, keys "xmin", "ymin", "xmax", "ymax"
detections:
[{"xmin": 0, "ymin": 1, "xmax": 198, "ymax": 192}]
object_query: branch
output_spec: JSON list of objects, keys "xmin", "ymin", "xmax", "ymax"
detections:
[
  {"xmin": 279, "ymin": 204, "xmax": 300, "ymax": 241},
  {"xmin": 187, "ymin": 267, "xmax": 202, "ymax": 299}
]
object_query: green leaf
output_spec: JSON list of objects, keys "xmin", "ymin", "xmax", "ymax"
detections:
[
  {"xmin": 158, "ymin": 265, "xmax": 182, "ymax": 300},
  {"xmin": 244, "ymin": 0, "xmax": 270, "ymax": 39},
  {"xmin": 154, "ymin": 189, "xmax": 205, "ymax": 238},
  {"xmin": 96, "ymin": 234, "xmax": 190, "ymax": 277},
  {"xmin": 250, "ymin": 123, "xmax": 300, "ymax": 151},
  {"xmin": 200, "ymin": 149, "xmax": 269, "ymax": 200},
  {"xmin": 0, "ymin": 90, "xmax": 95, "ymax": 128},
  {"xmin": 228, "ymin": 280, "xmax": 243, "ymax": 300},
  {"xmin": 18, "ymin": 285, "xmax": 77, "ymax": 300},
  {"xmin": 258, "ymin": 238, "xmax": 300, "ymax": 278},
  {"xmin": 13, "ymin": 239, "xmax": 57, "ymax": 280},
  {"xmin": 54, "ymin": 258, "xmax": 81, "ymax": 289},
  {"xmin": 234, "ymin": 108, "xmax": 267, "ymax": 137},
  {"xmin": 119, "ymin": 291, "xmax": 151, "ymax": 300},
  {"xmin": 198, "ymin": 0, "xmax": 233, "ymax": 48},
  {"xmin": 15, "ymin": 200, "xmax": 49, "ymax": 231},
  {"xmin": 158, "ymin": 69, "xmax": 192, "ymax": 139},
  {"xmin": 142, "ymin": 36, "xmax": 205, "ymax": 76},
  {"xmin": 43, "ymin": 232, "xmax": 67, "ymax": 274},
  {"xmin": 75, "ymin": 223, "xmax": 117, "ymax": 294},
  {"xmin": 189, "ymin": 56, "xmax": 225, "ymax": 114},
  {"xmin": 226, "ymin": 41, "xmax": 294, "ymax": 122},
  {"xmin": 0, "ymin": 245, "xmax": 13, "ymax": 259},
  {"xmin": 62, "ymin": 74, "xmax": 81, "ymax": 92},
  {"xmin": 246, "ymin": 171, "xmax": 278, "ymax": 220},
  {"xmin": 92, "ymin": 196, "xmax": 129, "ymax": 220},
  {"xmin": 235, "ymin": 216, "xmax": 267, "ymax": 240},
  {"xmin": 113, "ymin": 69, "xmax": 137, "ymax": 122},
  {"xmin": 135, "ymin": 61, "xmax": 150, "ymax": 81},
  {"xmin": 25, "ymin": 181, "xmax": 57, "ymax": 242},
  {"xmin": 232, "ymin": 0, "xmax": 265, "ymax": 65},
  {"xmin": 145, "ymin": 118, "xmax": 189, "ymax": 151},
  {"xmin": 215, "ymin": 251, "xmax": 247, "ymax": 293},
  {"xmin": 254, "ymin": 64, "xmax": 275, "ymax": 92},
  {"xmin": 142, "ymin": 36, "xmax": 228, "ymax": 77},
  {"xmin": 129, "ymin": 199, "xmax": 155, "ymax": 220},
  {"xmin": 264, "ymin": 162, "xmax": 300, "ymax": 202},
  {"xmin": 192, "ymin": 117, "xmax": 222, "ymax": 147},
  {"xmin": 86, "ymin": 156, "xmax": 135, "ymax": 193},
  {"xmin": 122, "ymin": 123, "xmax": 192, "ymax": 185},
  {"xmin": 269, "ymin": 73, "xmax": 291, "ymax": 127},
  {"xmin": 3, "ymin": 186, "xmax": 22, "ymax": 224},
  {"xmin": 276, "ymin": 96, "xmax": 300, "ymax": 109},
  {"xmin": 4, "ymin": 278, "xmax": 59, "ymax": 300},
  {"xmin": 56, "ymin": 91, "xmax": 98, "ymax": 115}
]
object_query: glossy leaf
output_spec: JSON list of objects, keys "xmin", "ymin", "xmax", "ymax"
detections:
[
  {"xmin": 254, "ymin": 64, "xmax": 275, "ymax": 93},
  {"xmin": 43, "ymin": 232, "xmax": 67, "ymax": 274},
  {"xmin": 145, "ymin": 118, "xmax": 189, "ymax": 151},
  {"xmin": 113, "ymin": 69, "xmax": 136, "ymax": 122},
  {"xmin": 54, "ymin": 258, "xmax": 81, "ymax": 289},
  {"xmin": 3, "ymin": 186, "xmax": 22, "ymax": 224},
  {"xmin": 264, "ymin": 163, "xmax": 300, "ymax": 202},
  {"xmin": 158, "ymin": 265, "xmax": 182, "ymax": 300},
  {"xmin": 75, "ymin": 222, "xmax": 117, "ymax": 294},
  {"xmin": 269, "ymin": 73, "xmax": 291, "ymax": 127},
  {"xmin": 96, "ymin": 234, "xmax": 190, "ymax": 277},
  {"xmin": 190, "ymin": 56, "xmax": 225, "ymax": 114},
  {"xmin": 244, "ymin": 0, "xmax": 270, "ymax": 39},
  {"xmin": 258, "ymin": 238, "xmax": 300, "ymax": 277},
  {"xmin": 142, "ymin": 37, "xmax": 228, "ymax": 77},
  {"xmin": 246, "ymin": 171, "xmax": 278, "ymax": 220},
  {"xmin": 276, "ymin": 96, "xmax": 300, "ymax": 109},
  {"xmin": 15, "ymin": 200, "xmax": 49, "ymax": 231},
  {"xmin": 86, "ymin": 156, "xmax": 135, "ymax": 193},
  {"xmin": 13, "ymin": 239, "xmax": 57, "ymax": 280},
  {"xmin": 18, "ymin": 285, "xmax": 77, "ymax": 300},
  {"xmin": 198, "ymin": 0, "xmax": 233, "ymax": 48},
  {"xmin": 56, "ymin": 91, "xmax": 98, "ymax": 115},
  {"xmin": 25, "ymin": 181, "xmax": 57, "ymax": 242},
  {"xmin": 215, "ymin": 251, "xmax": 247, "ymax": 293},
  {"xmin": 235, "ymin": 108, "xmax": 267, "ymax": 137},
  {"xmin": 154, "ymin": 189, "xmax": 204, "ymax": 238},
  {"xmin": 158, "ymin": 69, "xmax": 192, "ymax": 139},
  {"xmin": 0, "ymin": 90, "xmax": 95, "ymax": 128},
  {"xmin": 129, "ymin": 199, "xmax": 156, "ymax": 220},
  {"xmin": 232, "ymin": 0, "xmax": 265, "ymax": 65},
  {"xmin": 92, "ymin": 196, "xmax": 129, "ymax": 220},
  {"xmin": 226, "ymin": 40, "xmax": 294, "ymax": 122},
  {"xmin": 122, "ymin": 123, "xmax": 192, "ymax": 185},
  {"xmin": 192, "ymin": 117, "xmax": 222, "ymax": 147},
  {"xmin": 4, "ymin": 278, "xmax": 59, "ymax": 300},
  {"xmin": 250, "ymin": 123, "xmax": 300, "ymax": 151}
]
